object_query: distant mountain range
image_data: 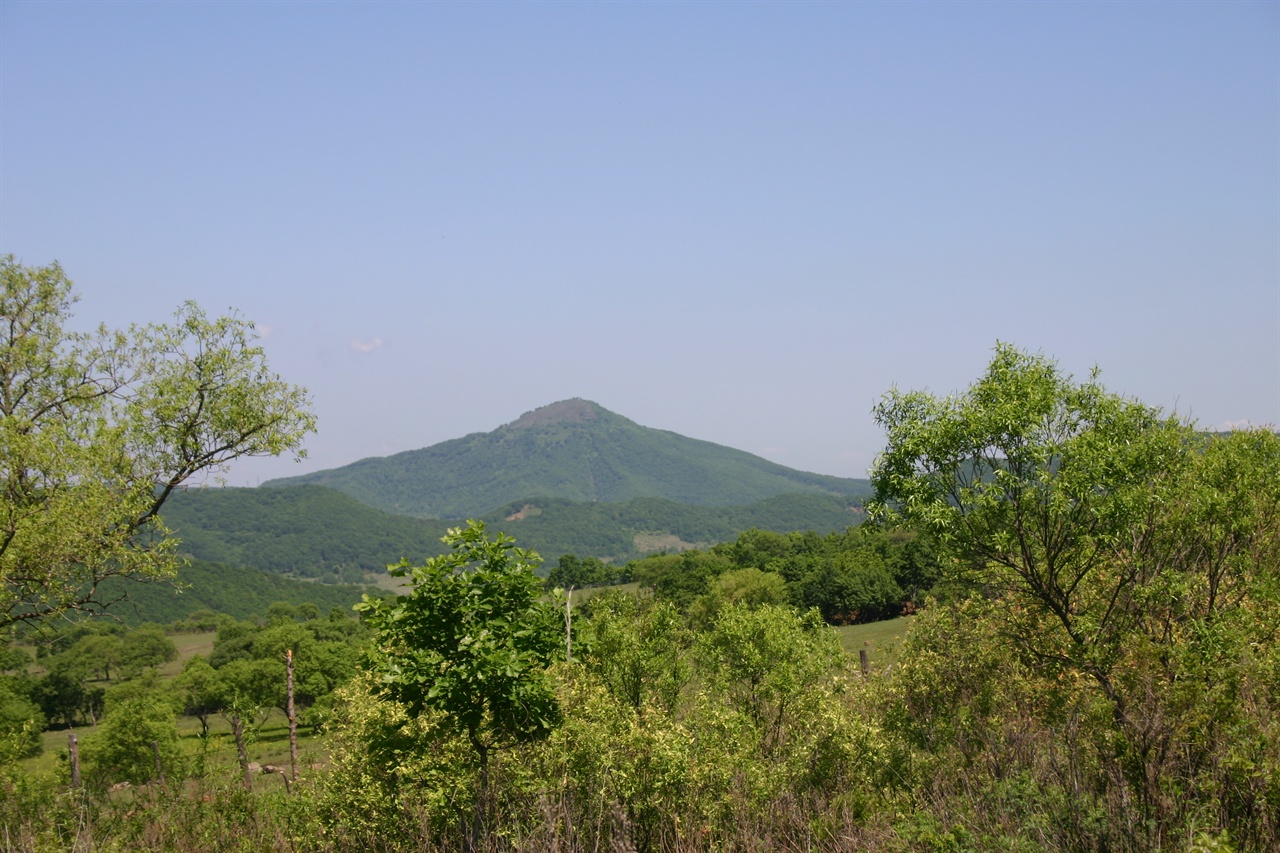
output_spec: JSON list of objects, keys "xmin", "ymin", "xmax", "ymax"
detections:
[{"xmin": 263, "ymin": 398, "xmax": 870, "ymax": 518}]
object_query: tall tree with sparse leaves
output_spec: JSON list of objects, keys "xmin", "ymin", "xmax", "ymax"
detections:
[
  {"xmin": 0, "ymin": 256, "xmax": 315, "ymax": 628},
  {"xmin": 869, "ymin": 342, "xmax": 1280, "ymax": 848}
]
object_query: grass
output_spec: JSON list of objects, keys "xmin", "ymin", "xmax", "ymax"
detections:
[
  {"xmin": 158, "ymin": 630, "xmax": 217, "ymax": 677},
  {"xmin": 22, "ymin": 709, "xmax": 331, "ymax": 780},
  {"xmin": 835, "ymin": 615, "xmax": 913, "ymax": 671}
]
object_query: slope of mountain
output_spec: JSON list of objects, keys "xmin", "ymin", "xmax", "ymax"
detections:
[
  {"xmin": 262, "ymin": 399, "xmax": 870, "ymax": 518},
  {"xmin": 99, "ymin": 559, "xmax": 374, "ymax": 626},
  {"xmin": 484, "ymin": 493, "xmax": 865, "ymax": 561},
  {"xmin": 159, "ymin": 485, "xmax": 452, "ymax": 582},
  {"xmin": 160, "ymin": 485, "xmax": 865, "ymax": 574}
]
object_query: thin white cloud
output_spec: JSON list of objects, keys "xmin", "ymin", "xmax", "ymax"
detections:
[
  {"xmin": 350, "ymin": 336, "xmax": 385, "ymax": 354},
  {"xmin": 255, "ymin": 323, "xmax": 275, "ymax": 339},
  {"xmin": 1214, "ymin": 419, "xmax": 1261, "ymax": 432}
]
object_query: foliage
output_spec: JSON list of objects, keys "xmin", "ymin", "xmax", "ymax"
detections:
[
  {"xmin": 82, "ymin": 691, "xmax": 184, "ymax": 788},
  {"xmin": 357, "ymin": 521, "xmax": 564, "ymax": 772},
  {"xmin": 0, "ymin": 678, "xmax": 44, "ymax": 761},
  {"xmin": 695, "ymin": 604, "xmax": 843, "ymax": 754},
  {"xmin": 581, "ymin": 590, "xmax": 692, "ymax": 712},
  {"xmin": 545, "ymin": 553, "xmax": 624, "ymax": 589},
  {"xmin": 630, "ymin": 523, "xmax": 937, "ymax": 625},
  {"xmin": 0, "ymin": 256, "xmax": 315, "ymax": 628},
  {"xmin": 160, "ymin": 485, "xmax": 451, "ymax": 583},
  {"xmin": 163, "ymin": 483, "xmax": 866, "ymax": 574},
  {"xmin": 870, "ymin": 343, "xmax": 1280, "ymax": 849}
]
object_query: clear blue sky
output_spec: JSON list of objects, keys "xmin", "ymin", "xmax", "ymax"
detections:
[{"xmin": 3, "ymin": 1, "xmax": 1277, "ymax": 486}]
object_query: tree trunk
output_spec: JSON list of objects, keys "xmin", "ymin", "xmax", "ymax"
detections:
[{"xmin": 231, "ymin": 715, "xmax": 253, "ymax": 791}]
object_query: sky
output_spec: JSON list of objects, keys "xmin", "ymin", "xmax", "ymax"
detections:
[{"xmin": 2, "ymin": 1, "xmax": 1277, "ymax": 487}]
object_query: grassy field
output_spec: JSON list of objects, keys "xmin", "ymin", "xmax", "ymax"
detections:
[
  {"xmin": 158, "ymin": 630, "xmax": 217, "ymax": 676},
  {"xmin": 835, "ymin": 615, "xmax": 913, "ymax": 671},
  {"xmin": 23, "ymin": 709, "xmax": 328, "ymax": 780}
]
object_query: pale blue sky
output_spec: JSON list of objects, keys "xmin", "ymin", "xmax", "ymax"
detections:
[{"xmin": 3, "ymin": 1, "xmax": 1277, "ymax": 486}]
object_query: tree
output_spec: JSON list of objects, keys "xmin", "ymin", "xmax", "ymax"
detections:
[
  {"xmin": 356, "ymin": 521, "xmax": 563, "ymax": 840},
  {"xmin": 869, "ymin": 343, "xmax": 1280, "ymax": 848},
  {"xmin": 83, "ymin": 691, "xmax": 183, "ymax": 789},
  {"xmin": 0, "ymin": 679, "xmax": 44, "ymax": 761},
  {"xmin": 583, "ymin": 589, "xmax": 691, "ymax": 712},
  {"xmin": 0, "ymin": 256, "xmax": 315, "ymax": 628},
  {"xmin": 695, "ymin": 603, "xmax": 842, "ymax": 755},
  {"xmin": 118, "ymin": 626, "xmax": 177, "ymax": 679},
  {"xmin": 794, "ymin": 551, "xmax": 902, "ymax": 624}
]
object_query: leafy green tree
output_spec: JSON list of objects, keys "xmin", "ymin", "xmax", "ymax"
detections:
[
  {"xmin": 0, "ymin": 256, "xmax": 315, "ymax": 628},
  {"xmin": 33, "ymin": 667, "xmax": 103, "ymax": 728},
  {"xmin": 83, "ymin": 691, "xmax": 184, "ymax": 788},
  {"xmin": 357, "ymin": 521, "xmax": 563, "ymax": 837},
  {"xmin": 869, "ymin": 343, "xmax": 1280, "ymax": 848},
  {"xmin": 696, "ymin": 603, "xmax": 842, "ymax": 755},
  {"xmin": 215, "ymin": 657, "xmax": 284, "ymax": 790},
  {"xmin": 0, "ymin": 679, "xmax": 44, "ymax": 761},
  {"xmin": 174, "ymin": 656, "xmax": 223, "ymax": 739},
  {"xmin": 582, "ymin": 590, "xmax": 691, "ymax": 713},
  {"xmin": 118, "ymin": 626, "xmax": 177, "ymax": 679},
  {"xmin": 546, "ymin": 553, "xmax": 618, "ymax": 589},
  {"xmin": 689, "ymin": 566, "xmax": 789, "ymax": 627},
  {"xmin": 794, "ymin": 550, "xmax": 902, "ymax": 624},
  {"xmin": 54, "ymin": 633, "xmax": 124, "ymax": 683}
]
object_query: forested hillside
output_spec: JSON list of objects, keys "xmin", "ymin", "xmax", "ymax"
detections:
[
  {"xmin": 489, "ymin": 492, "xmax": 864, "ymax": 560},
  {"xmin": 160, "ymin": 486, "xmax": 452, "ymax": 583},
  {"xmin": 161, "ymin": 485, "xmax": 865, "ymax": 574},
  {"xmin": 262, "ymin": 399, "xmax": 870, "ymax": 518},
  {"xmin": 97, "ymin": 560, "xmax": 373, "ymax": 625}
]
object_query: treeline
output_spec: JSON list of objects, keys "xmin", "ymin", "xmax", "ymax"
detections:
[{"xmin": 551, "ymin": 524, "xmax": 938, "ymax": 625}]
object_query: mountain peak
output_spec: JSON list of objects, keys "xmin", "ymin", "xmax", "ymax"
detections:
[{"xmin": 507, "ymin": 398, "xmax": 604, "ymax": 429}]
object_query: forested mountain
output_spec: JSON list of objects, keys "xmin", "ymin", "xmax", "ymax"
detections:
[
  {"xmin": 261, "ymin": 399, "xmax": 870, "ymax": 518},
  {"xmin": 160, "ymin": 485, "xmax": 865, "ymax": 574}
]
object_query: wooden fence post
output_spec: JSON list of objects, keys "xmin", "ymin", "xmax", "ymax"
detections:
[
  {"xmin": 286, "ymin": 648, "xmax": 299, "ymax": 786},
  {"xmin": 68, "ymin": 732, "xmax": 81, "ymax": 787},
  {"xmin": 151, "ymin": 739, "xmax": 165, "ymax": 785},
  {"xmin": 564, "ymin": 588, "xmax": 574, "ymax": 662},
  {"xmin": 859, "ymin": 649, "xmax": 870, "ymax": 675}
]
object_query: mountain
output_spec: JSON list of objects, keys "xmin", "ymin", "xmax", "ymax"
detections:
[{"xmin": 262, "ymin": 399, "xmax": 870, "ymax": 518}]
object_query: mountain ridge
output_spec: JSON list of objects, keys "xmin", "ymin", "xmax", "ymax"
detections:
[{"xmin": 263, "ymin": 398, "xmax": 869, "ymax": 518}]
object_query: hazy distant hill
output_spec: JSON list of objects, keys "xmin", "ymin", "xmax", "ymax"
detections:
[{"xmin": 262, "ymin": 399, "xmax": 870, "ymax": 518}]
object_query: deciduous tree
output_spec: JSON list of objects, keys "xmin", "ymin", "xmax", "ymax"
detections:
[
  {"xmin": 357, "ymin": 521, "xmax": 563, "ymax": 841},
  {"xmin": 0, "ymin": 256, "xmax": 315, "ymax": 628}
]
